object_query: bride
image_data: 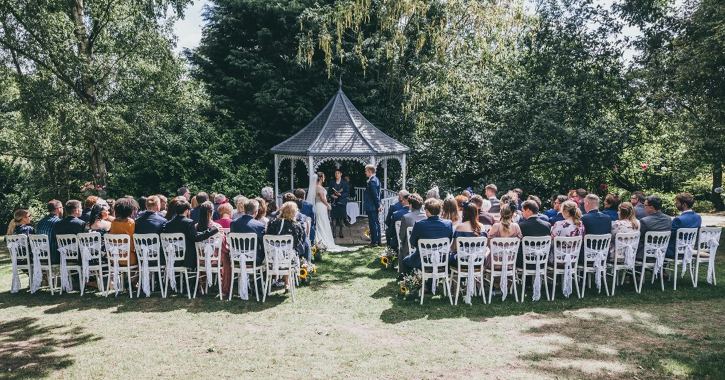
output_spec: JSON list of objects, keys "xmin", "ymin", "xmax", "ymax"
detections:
[{"xmin": 307, "ymin": 172, "xmax": 353, "ymax": 252}]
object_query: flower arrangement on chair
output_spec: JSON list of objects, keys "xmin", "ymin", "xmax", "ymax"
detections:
[
  {"xmin": 299, "ymin": 258, "xmax": 317, "ymax": 284},
  {"xmin": 398, "ymin": 269, "xmax": 422, "ymax": 300},
  {"xmin": 312, "ymin": 241, "xmax": 327, "ymax": 261},
  {"xmin": 379, "ymin": 247, "xmax": 396, "ymax": 269}
]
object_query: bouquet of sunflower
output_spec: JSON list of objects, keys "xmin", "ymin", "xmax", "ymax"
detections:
[
  {"xmin": 398, "ymin": 269, "xmax": 422, "ymax": 299},
  {"xmin": 299, "ymin": 257, "xmax": 317, "ymax": 284},
  {"xmin": 312, "ymin": 241, "xmax": 327, "ymax": 261},
  {"xmin": 379, "ymin": 247, "xmax": 397, "ymax": 269}
]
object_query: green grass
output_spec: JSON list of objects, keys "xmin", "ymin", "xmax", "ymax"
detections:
[{"xmin": 1, "ymin": 240, "xmax": 724, "ymax": 379}]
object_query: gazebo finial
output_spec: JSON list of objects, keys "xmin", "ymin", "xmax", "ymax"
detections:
[{"xmin": 338, "ymin": 76, "xmax": 342, "ymax": 91}]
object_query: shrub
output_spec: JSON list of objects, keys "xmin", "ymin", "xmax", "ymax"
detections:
[{"xmin": 693, "ymin": 200, "xmax": 715, "ymax": 214}]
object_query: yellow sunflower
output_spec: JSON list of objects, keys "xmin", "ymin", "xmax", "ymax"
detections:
[
  {"xmin": 299, "ymin": 268, "xmax": 308, "ymax": 278},
  {"xmin": 381, "ymin": 257, "xmax": 389, "ymax": 265},
  {"xmin": 313, "ymin": 267, "xmax": 317, "ymax": 274},
  {"xmin": 400, "ymin": 286, "xmax": 408, "ymax": 293},
  {"xmin": 365, "ymin": 229, "xmax": 370, "ymax": 237},
  {"xmin": 312, "ymin": 245, "xmax": 317, "ymax": 255}
]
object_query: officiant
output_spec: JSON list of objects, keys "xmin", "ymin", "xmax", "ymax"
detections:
[{"xmin": 329, "ymin": 169, "xmax": 350, "ymax": 238}]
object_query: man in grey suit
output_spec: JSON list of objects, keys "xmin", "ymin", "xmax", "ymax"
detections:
[
  {"xmin": 398, "ymin": 193, "xmax": 426, "ymax": 275},
  {"xmin": 631, "ymin": 191, "xmax": 648, "ymax": 220},
  {"xmin": 637, "ymin": 195, "xmax": 672, "ymax": 259},
  {"xmin": 485, "ymin": 184, "xmax": 500, "ymax": 214}
]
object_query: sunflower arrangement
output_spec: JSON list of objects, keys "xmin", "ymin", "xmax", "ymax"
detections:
[
  {"xmin": 379, "ymin": 247, "xmax": 397, "ymax": 269},
  {"xmin": 365, "ymin": 229, "xmax": 370, "ymax": 238},
  {"xmin": 398, "ymin": 270, "xmax": 422, "ymax": 299},
  {"xmin": 312, "ymin": 241, "xmax": 327, "ymax": 261},
  {"xmin": 299, "ymin": 258, "xmax": 317, "ymax": 284}
]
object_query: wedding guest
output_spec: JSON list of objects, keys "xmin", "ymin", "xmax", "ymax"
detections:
[
  {"xmin": 37, "ymin": 200, "xmax": 63, "ymax": 262},
  {"xmin": 461, "ymin": 190, "xmax": 472, "ymax": 199},
  {"xmin": 329, "ymin": 170, "xmax": 350, "ymax": 238},
  {"xmin": 109, "ymin": 197, "xmax": 139, "ymax": 266},
  {"xmin": 500, "ymin": 192, "xmax": 521, "ymax": 223},
  {"xmin": 87, "ymin": 204, "xmax": 111, "ymax": 233},
  {"xmin": 549, "ymin": 195, "xmax": 568, "ymax": 225},
  {"xmin": 485, "ymin": 184, "xmax": 500, "ymax": 214},
  {"xmin": 232, "ymin": 196, "xmax": 248, "ymax": 221},
  {"xmin": 8, "ymin": 209, "xmax": 34, "ymax": 236},
  {"xmin": 637, "ymin": 195, "xmax": 671, "ymax": 259},
  {"xmin": 518, "ymin": 200, "xmax": 551, "ymax": 268},
  {"xmin": 398, "ymin": 193, "xmax": 426, "ymax": 274},
  {"xmin": 487, "ymin": 201, "xmax": 522, "ymax": 246},
  {"xmin": 255, "ymin": 197, "xmax": 270, "ymax": 225},
  {"xmin": 214, "ymin": 203, "xmax": 234, "ymax": 229},
  {"xmin": 527, "ymin": 195, "xmax": 550, "ymax": 222},
  {"xmin": 261, "ymin": 186, "xmax": 276, "ymax": 217},
  {"xmin": 401, "ymin": 198, "xmax": 453, "ymax": 274},
  {"xmin": 295, "ymin": 188, "xmax": 315, "ymax": 241},
  {"xmin": 455, "ymin": 195, "xmax": 468, "ymax": 219},
  {"xmin": 163, "ymin": 199, "xmax": 218, "ymax": 270},
  {"xmin": 631, "ymin": 191, "xmax": 648, "ymax": 220},
  {"xmin": 387, "ymin": 194, "xmax": 410, "ymax": 252},
  {"xmin": 177, "ymin": 186, "xmax": 191, "ymax": 201},
  {"xmin": 196, "ymin": 201, "xmax": 230, "ymax": 297},
  {"xmin": 544, "ymin": 194, "xmax": 560, "ymax": 219},
  {"xmin": 610, "ymin": 202, "xmax": 639, "ymax": 257},
  {"xmin": 81, "ymin": 195, "xmax": 99, "ymax": 223},
  {"xmin": 449, "ymin": 202, "xmax": 486, "ymax": 267},
  {"xmin": 213, "ymin": 193, "xmax": 227, "ymax": 220},
  {"xmin": 266, "ymin": 201, "xmax": 306, "ymax": 292},
  {"xmin": 165, "ymin": 196, "xmax": 182, "ymax": 221},
  {"xmin": 550, "ymin": 200, "xmax": 585, "ymax": 263},
  {"xmin": 363, "ymin": 164, "xmax": 382, "ymax": 248},
  {"xmin": 135, "ymin": 196, "xmax": 166, "ymax": 235},
  {"xmin": 138, "ymin": 196, "xmax": 147, "ymax": 213},
  {"xmin": 386, "ymin": 190, "xmax": 409, "ymax": 238},
  {"xmin": 190, "ymin": 196, "xmax": 198, "ymax": 210},
  {"xmin": 603, "ymin": 194, "xmax": 621, "ymax": 221},
  {"xmin": 189, "ymin": 192, "xmax": 208, "ymax": 223},
  {"xmin": 581, "ymin": 194, "xmax": 612, "ymax": 235},
  {"xmin": 513, "ymin": 188, "xmax": 524, "ymax": 210},
  {"xmin": 106, "ymin": 198, "xmax": 116, "ymax": 221},
  {"xmin": 576, "ymin": 189, "xmax": 588, "ymax": 213},
  {"xmin": 156, "ymin": 194, "xmax": 168, "ymax": 217},
  {"xmin": 441, "ymin": 196, "xmax": 461, "ymax": 229},
  {"xmin": 425, "ymin": 187, "xmax": 440, "ymax": 200},
  {"xmin": 470, "ymin": 195, "xmax": 494, "ymax": 226},
  {"xmin": 230, "ymin": 199, "xmax": 266, "ymax": 265},
  {"xmin": 666, "ymin": 193, "xmax": 701, "ymax": 259}
]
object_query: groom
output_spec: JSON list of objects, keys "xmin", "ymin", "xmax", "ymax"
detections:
[{"xmin": 364, "ymin": 164, "xmax": 382, "ymax": 248}]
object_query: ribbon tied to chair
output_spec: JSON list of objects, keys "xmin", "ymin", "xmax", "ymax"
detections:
[
  {"xmin": 424, "ymin": 245, "xmax": 444, "ymax": 296},
  {"xmin": 622, "ymin": 241, "xmax": 637, "ymax": 271},
  {"xmin": 58, "ymin": 245, "xmax": 73, "ymax": 293},
  {"xmin": 8, "ymin": 241, "xmax": 21, "ymax": 293},
  {"xmin": 231, "ymin": 248, "xmax": 249, "ymax": 301},
  {"xmin": 681, "ymin": 243, "xmax": 694, "ymax": 278},
  {"xmin": 586, "ymin": 247, "xmax": 607, "ymax": 293},
  {"xmin": 80, "ymin": 244, "xmax": 92, "ymax": 284},
  {"xmin": 462, "ymin": 247, "xmax": 477, "ymax": 305},
  {"xmin": 164, "ymin": 241, "xmax": 182, "ymax": 291},
  {"xmin": 562, "ymin": 250, "xmax": 573, "ymax": 298},
  {"xmin": 139, "ymin": 245, "xmax": 151, "ymax": 297},
  {"xmin": 108, "ymin": 245, "xmax": 121, "ymax": 296},
  {"xmin": 651, "ymin": 245, "xmax": 666, "ymax": 280},
  {"xmin": 500, "ymin": 249, "xmax": 510, "ymax": 301},
  {"xmin": 203, "ymin": 242, "xmax": 215, "ymax": 288},
  {"xmin": 30, "ymin": 245, "xmax": 43, "ymax": 293},
  {"xmin": 530, "ymin": 246, "xmax": 548, "ymax": 301},
  {"xmin": 706, "ymin": 237, "xmax": 720, "ymax": 284}
]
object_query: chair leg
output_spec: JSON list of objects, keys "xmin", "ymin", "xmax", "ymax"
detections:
[
  {"xmin": 218, "ymin": 271, "xmax": 224, "ymax": 300},
  {"xmin": 453, "ymin": 273, "xmax": 460, "ymax": 305},
  {"xmin": 543, "ymin": 272, "xmax": 550, "ymax": 301},
  {"xmin": 673, "ymin": 260, "xmax": 678, "ymax": 290},
  {"xmin": 229, "ymin": 270, "xmax": 236, "ymax": 301},
  {"xmin": 446, "ymin": 277, "xmax": 453, "ymax": 305},
  {"xmin": 420, "ymin": 273, "xmax": 425, "ymax": 305},
  {"xmin": 521, "ymin": 272, "xmax": 527, "ymax": 303},
  {"xmin": 512, "ymin": 273, "xmax": 519, "ymax": 302},
  {"xmin": 660, "ymin": 266, "xmax": 665, "ymax": 291},
  {"xmin": 262, "ymin": 274, "xmax": 270, "ymax": 303},
  {"xmin": 581, "ymin": 268, "xmax": 587, "ymax": 298},
  {"xmin": 551, "ymin": 271, "xmax": 557, "ymax": 301},
  {"xmin": 487, "ymin": 272, "xmax": 494, "ymax": 304},
  {"xmin": 158, "ymin": 271, "xmax": 165, "ymax": 298},
  {"xmin": 638, "ymin": 266, "xmax": 646, "ymax": 293},
  {"xmin": 573, "ymin": 269, "xmax": 581, "ymax": 299},
  {"xmin": 610, "ymin": 267, "xmax": 617, "ymax": 296}
]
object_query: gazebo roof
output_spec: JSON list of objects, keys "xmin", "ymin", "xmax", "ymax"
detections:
[{"xmin": 271, "ymin": 85, "xmax": 410, "ymax": 156}]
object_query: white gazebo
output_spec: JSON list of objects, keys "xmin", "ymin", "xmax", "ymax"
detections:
[{"xmin": 271, "ymin": 82, "xmax": 410, "ymax": 224}]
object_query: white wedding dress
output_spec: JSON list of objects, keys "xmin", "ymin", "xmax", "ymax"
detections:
[{"xmin": 308, "ymin": 175, "xmax": 354, "ymax": 252}]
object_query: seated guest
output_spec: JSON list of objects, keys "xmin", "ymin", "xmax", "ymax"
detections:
[
  {"xmin": 189, "ymin": 192, "xmax": 209, "ymax": 223},
  {"xmin": 527, "ymin": 195, "xmax": 550, "ymax": 222},
  {"xmin": 602, "ymin": 194, "xmax": 620, "ymax": 221},
  {"xmin": 449, "ymin": 202, "xmax": 487, "ymax": 267},
  {"xmin": 576, "ymin": 188, "xmax": 588, "ymax": 213},
  {"xmin": 548, "ymin": 195, "xmax": 568, "ymax": 225},
  {"xmin": 295, "ymin": 188, "xmax": 315, "ymax": 241},
  {"xmin": 666, "ymin": 193, "xmax": 702, "ymax": 259},
  {"xmin": 8, "ymin": 209, "xmax": 34, "ymax": 236},
  {"xmin": 213, "ymin": 193, "xmax": 227, "ymax": 220},
  {"xmin": 232, "ymin": 196, "xmax": 248, "ymax": 221},
  {"xmin": 488, "ymin": 201, "xmax": 523, "ymax": 246},
  {"xmin": 214, "ymin": 203, "xmax": 234, "ymax": 229},
  {"xmin": 106, "ymin": 199, "xmax": 116, "ymax": 221},
  {"xmin": 138, "ymin": 196, "xmax": 147, "ymax": 214},
  {"xmin": 581, "ymin": 194, "xmax": 612, "ymax": 235},
  {"xmin": 53, "ymin": 200, "xmax": 89, "ymax": 265},
  {"xmin": 385, "ymin": 190, "xmax": 409, "ymax": 238},
  {"xmin": 165, "ymin": 196, "xmax": 183, "ymax": 221},
  {"xmin": 109, "ymin": 197, "xmax": 139, "ymax": 266},
  {"xmin": 499, "ymin": 192, "xmax": 521, "ymax": 223},
  {"xmin": 163, "ymin": 199, "xmax": 218, "ymax": 269},
  {"xmin": 441, "ymin": 196, "xmax": 461, "ymax": 229},
  {"xmin": 544, "ymin": 194, "xmax": 560, "ymax": 219},
  {"xmin": 37, "ymin": 200, "xmax": 64, "ymax": 262},
  {"xmin": 81, "ymin": 195, "xmax": 99, "ymax": 223},
  {"xmin": 485, "ymin": 184, "xmax": 500, "ymax": 214},
  {"xmin": 550, "ymin": 200, "xmax": 585, "ymax": 264},
  {"xmin": 518, "ymin": 200, "xmax": 551, "ymax": 268},
  {"xmin": 269, "ymin": 194, "xmax": 311, "ymax": 262},
  {"xmin": 177, "ymin": 186, "xmax": 191, "ymax": 201},
  {"xmin": 470, "ymin": 195, "xmax": 494, "ymax": 226},
  {"xmin": 196, "ymin": 201, "xmax": 230, "ymax": 297},
  {"xmin": 401, "ymin": 198, "xmax": 453, "ymax": 274},
  {"xmin": 426, "ymin": 187, "xmax": 440, "ymax": 200},
  {"xmin": 513, "ymin": 188, "xmax": 524, "ymax": 210},
  {"xmin": 230, "ymin": 199, "xmax": 266, "ymax": 265},
  {"xmin": 461, "ymin": 190, "xmax": 472, "ymax": 200},
  {"xmin": 156, "ymin": 194, "xmax": 168, "ymax": 217},
  {"xmin": 388, "ymin": 195, "xmax": 411, "ymax": 252},
  {"xmin": 87, "ymin": 204, "xmax": 111, "ymax": 234},
  {"xmin": 255, "ymin": 197, "xmax": 270, "ymax": 225},
  {"xmin": 135, "ymin": 196, "xmax": 167, "ymax": 235},
  {"xmin": 631, "ymin": 191, "xmax": 648, "ymax": 220},
  {"xmin": 455, "ymin": 195, "xmax": 468, "ymax": 220},
  {"xmin": 637, "ymin": 195, "xmax": 672, "ymax": 259},
  {"xmin": 398, "ymin": 193, "xmax": 426, "ymax": 274},
  {"xmin": 266, "ymin": 201, "xmax": 306, "ymax": 292},
  {"xmin": 261, "ymin": 186, "xmax": 276, "ymax": 218},
  {"xmin": 610, "ymin": 202, "xmax": 639, "ymax": 257}
]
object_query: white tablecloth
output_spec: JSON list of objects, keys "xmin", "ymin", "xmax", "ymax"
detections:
[{"xmin": 347, "ymin": 202, "xmax": 360, "ymax": 224}]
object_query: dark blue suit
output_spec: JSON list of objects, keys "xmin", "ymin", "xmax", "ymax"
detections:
[
  {"xmin": 135, "ymin": 211, "xmax": 167, "ymax": 235},
  {"xmin": 602, "ymin": 209, "xmax": 619, "ymax": 221},
  {"xmin": 386, "ymin": 207, "xmax": 409, "ymax": 251},
  {"xmin": 581, "ymin": 210, "xmax": 613, "ymax": 235},
  {"xmin": 189, "ymin": 206, "xmax": 201, "ymax": 223},
  {"xmin": 544, "ymin": 209, "xmax": 557, "ymax": 219},
  {"xmin": 537, "ymin": 213, "xmax": 550, "ymax": 223},
  {"xmin": 549, "ymin": 212, "xmax": 564, "ymax": 225},
  {"xmin": 52, "ymin": 216, "xmax": 87, "ymax": 264},
  {"xmin": 385, "ymin": 201, "xmax": 403, "ymax": 229},
  {"xmin": 666, "ymin": 210, "xmax": 701, "ymax": 258},
  {"xmin": 401, "ymin": 216, "xmax": 453, "ymax": 273},
  {"xmin": 300, "ymin": 200, "xmax": 315, "ymax": 242},
  {"xmin": 364, "ymin": 175, "xmax": 382, "ymax": 244},
  {"xmin": 230, "ymin": 214, "xmax": 266, "ymax": 264}
]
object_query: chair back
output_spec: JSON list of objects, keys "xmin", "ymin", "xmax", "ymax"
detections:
[
  {"xmin": 133, "ymin": 234, "xmax": 162, "ymax": 263},
  {"xmin": 104, "ymin": 234, "xmax": 133, "ymax": 264},
  {"xmin": 263, "ymin": 235, "xmax": 295, "ymax": 274},
  {"xmin": 643, "ymin": 231, "xmax": 670, "ymax": 259},
  {"xmin": 522, "ymin": 236, "xmax": 551, "ymax": 265},
  {"xmin": 582, "ymin": 234, "xmax": 611, "ymax": 263},
  {"xmin": 489, "ymin": 237, "xmax": 520, "ymax": 267},
  {"xmin": 6, "ymin": 234, "xmax": 30, "ymax": 262},
  {"xmin": 456, "ymin": 237, "xmax": 488, "ymax": 268},
  {"xmin": 698, "ymin": 227, "xmax": 722, "ymax": 284},
  {"xmin": 228, "ymin": 233, "xmax": 258, "ymax": 263},
  {"xmin": 160, "ymin": 233, "xmax": 186, "ymax": 263},
  {"xmin": 56, "ymin": 234, "xmax": 80, "ymax": 262},
  {"xmin": 77, "ymin": 232, "xmax": 103, "ymax": 260},
  {"xmin": 406, "ymin": 226, "xmax": 414, "ymax": 256},
  {"xmin": 676, "ymin": 228, "xmax": 698, "ymax": 252},
  {"xmin": 614, "ymin": 231, "xmax": 640, "ymax": 269},
  {"xmin": 418, "ymin": 238, "xmax": 451, "ymax": 269},
  {"xmin": 552, "ymin": 236, "xmax": 582, "ymax": 264},
  {"xmin": 394, "ymin": 221, "xmax": 401, "ymax": 244},
  {"xmin": 195, "ymin": 234, "xmax": 224, "ymax": 267},
  {"xmin": 29, "ymin": 234, "xmax": 52, "ymax": 262}
]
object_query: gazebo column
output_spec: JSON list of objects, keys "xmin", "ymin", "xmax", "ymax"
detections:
[
  {"xmin": 383, "ymin": 159, "xmax": 388, "ymax": 190},
  {"xmin": 290, "ymin": 160, "xmax": 295, "ymax": 190},
  {"xmin": 308, "ymin": 156, "xmax": 314, "ymax": 187},
  {"xmin": 401, "ymin": 154, "xmax": 407, "ymax": 189},
  {"xmin": 274, "ymin": 154, "xmax": 279, "ymax": 205}
]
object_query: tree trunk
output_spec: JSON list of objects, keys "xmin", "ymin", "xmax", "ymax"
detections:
[{"xmin": 713, "ymin": 161, "xmax": 724, "ymax": 211}]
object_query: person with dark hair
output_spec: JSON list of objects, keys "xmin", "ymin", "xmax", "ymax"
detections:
[
  {"xmin": 230, "ymin": 199, "xmax": 266, "ymax": 265},
  {"xmin": 665, "ymin": 193, "xmax": 701, "ymax": 259},
  {"xmin": 513, "ymin": 188, "xmax": 524, "ymax": 210},
  {"xmin": 401, "ymin": 198, "xmax": 453, "ymax": 275},
  {"xmin": 470, "ymin": 195, "xmax": 494, "ymax": 226},
  {"xmin": 485, "ymin": 184, "xmax": 500, "ymax": 214},
  {"xmin": 387, "ymin": 194, "xmax": 410, "ymax": 252},
  {"xmin": 53, "ymin": 200, "xmax": 87, "ymax": 263},
  {"xmin": 37, "ymin": 200, "xmax": 64, "ymax": 261},
  {"xmin": 603, "ymin": 194, "xmax": 621, "ymax": 221},
  {"xmin": 329, "ymin": 169, "xmax": 350, "ymax": 238},
  {"xmin": 637, "ymin": 195, "xmax": 672, "ymax": 259},
  {"xmin": 363, "ymin": 164, "xmax": 382, "ymax": 248},
  {"xmin": 294, "ymin": 188, "xmax": 315, "ymax": 242},
  {"xmin": 526, "ymin": 195, "xmax": 550, "ymax": 222},
  {"xmin": 156, "ymin": 194, "xmax": 168, "ymax": 217},
  {"xmin": 449, "ymin": 202, "xmax": 486, "ymax": 267},
  {"xmin": 385, "ymin": 190, "xmax": 409, "ymax": 241},
  {"xmin": 109, "ymin": 197, "xmax": 139, "ymax": 266},
  {"xmin": 163, "ymin": 199, "xmax": 219, "ymax": 270},
  {"xmin": 165, "ymin": 196, "xmax": 182, "ymax": 221},
  {"xmin": 398, "ymin": 193, "xmax": 426, "ymax": 274},
  {"xmin": 576, "ymin": 188, "xmax": 588, "ymax": 214},
  {"xmin": 177, "ymin": 187, "xmax": 191, "ymax": 201},
  {"xmin": 631, "ymin": 191, "xmax": 647, "ymax": 220},
  {"xmin": 189, "ymin": 192, "xmax": 209, "ymax": 223},
  {"xmin": 80, "ymin": 195, "xmax": 99, "ymax": 223},
  {"xmin": 544, "ymin": 194, "xmax": 560, "ymax": 219},
  {"xmin": 518, "ymin": 199, "xmax": 551, "ymax": 268},
  {"xmin": 138, "ymin": 196, "xmax": 148, "ymax": 213},
  {"xmin": 256, "ymin": 197, "xmax": 270, "ymax": 224},
  {"xmin": 549, "ymin": 195, "xmax": 568, "ymax": 224},
  {"xmin": 87, "ymin": 203, "xmax": 111, "ymax": 233},
  {"xmin": 441, "ymin": 197, "xmax": 460, "ymax": 229},
  {"xmin": 106, "ymin": 199, "xmax": 116, "ymax": 221},
  {"xmin": 196, "ymin": 201, "xmax": 231, "ymax": 296}
]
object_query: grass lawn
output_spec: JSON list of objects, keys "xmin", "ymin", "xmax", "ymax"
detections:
[{"xmin": 1, "ymin": 236, "xmax": 724, "ymax": 379}]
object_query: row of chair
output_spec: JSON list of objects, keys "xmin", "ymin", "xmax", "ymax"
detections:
[
  {"xmin": 6, "ymin": 232, "xmax": 303, "ymax": 302},
  {"xmin": 396, "ymin": 225, "xmax": 721, "ymax": 305}
]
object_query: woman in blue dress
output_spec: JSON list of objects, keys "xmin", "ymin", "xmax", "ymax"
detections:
[
  {"xmin": 449, "ymin": 202, "xmax": 487, "ymax": 267},
  {"xmin": 328, "ymin": 169, "xmax": 350, "ymax": 238}
]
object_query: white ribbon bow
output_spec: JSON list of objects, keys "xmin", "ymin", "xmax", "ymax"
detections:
[
  {"xmin": 139, "ymin": 245, "xmax": 151, "ymax": 297},
  {"xmin": 231, "ymin": 248, "xmax": 250, "ymax": 301},
  {"xmin": 58, "ymin": 246, "xmax": 73, "ymax": 293},
  {"xmin": 203, "ymin": 242, "xmax": 215, "ymax": 288},
  {"xmin": 562, "ymin": 251, "xmax": 573, "ymax": 298},
  {"xmin": 8, "ymin": 241, "xmax": 21, "ymax": 293},
  {"xmin": 623, "ymin": 241, "xmax": 637, "ymax": 271},
  {"xmin": 500, "ymin": 249, "xmax": 510, "ymax": 301},
  {"xmin": 461, "ymin": 247, "xmax": 477, "ymax": 305},
  {"xmin": 586, "ymin": 247, "xmax": 607, "ymax": 293},
  {"xmin": 80, "ymin": 245, "xmax": 92, "ymax": 284},
  {"xmin": 31, "ymin": 245, "xmax": 42, "ymax": 293},
  {"xmin": 707, "ymin": 237, "xmax": 720, "ymax": 284},
  {"xmin": 651, "ymin": 246, "xmax": 666, "ymax": 279},
  {"xmin": 108, "ymin": 245, "xmax": 121, "ymax": 296},
  {"xmin": 530, "ymin": 247, "xmax": 548, "ymax": 301},
  {"xmin": 164, "ymin": 242, "xmax": 181, "ymax": 292},
  {"xmin": 681, "ymin": 244, "xmax": 694, "ymax": 278},
  {"xmin": 427, "ymin": 246, "xmax": 443, "ymax": 296}
]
